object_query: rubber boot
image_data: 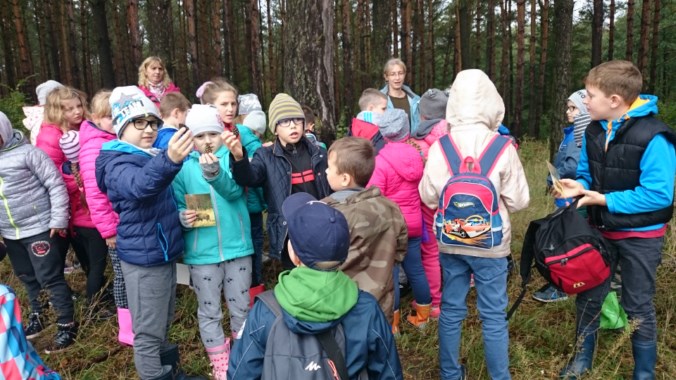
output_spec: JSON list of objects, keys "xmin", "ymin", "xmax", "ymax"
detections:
[
  {"xmin": 207, "ymin": 339, "xmax": 231, "ymax": 380},
  {"xmin": 559, "ymin": 332, "xmax": 596, "ymax": 379},
  {"xmin": 631, "ymin": 340, "xmax": 656, "ymax": 380},
  {"xmin": 249, "ymin": 284, "xmax": 265, "ymax": 308},
  {"xmin": 117, "ymin": 308, "xmax": 134, "ymax": 346},
  {"xmin": 391, "ymin": 310, "xmax": 401, "ymax": 336},
  {"xmin": 160, "ymin": 344, "xmax": 207, "ymax": 380},
  {"xmin": 407, "ymin": 303, "xmax": 431, "ymax": 328}
]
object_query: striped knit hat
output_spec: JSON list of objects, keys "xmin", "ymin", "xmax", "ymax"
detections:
[
  {"xmin": 59, "ymin": 130, "xmax": 80, "ymax": 162},
  {"xmin": 268, "ymin": 93, "xmax": 304, "ymax": 133}
]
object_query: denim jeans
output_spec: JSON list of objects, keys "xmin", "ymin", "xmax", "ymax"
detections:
[
  {"xmin": 575, "ymin": 237, "xmax": 663, "ymax": 343},
  {"xmin": 439, "ymin": 253, "xmax": 510, "ymax": 380},
  {"xmin": 249, "ymin": 212, "xmax": 264, "ymax": 285},
  {"xmin": 402, "ymin": 237, "xmax": 431, "ymax": 305}
]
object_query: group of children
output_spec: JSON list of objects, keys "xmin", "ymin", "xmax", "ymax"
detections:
[{"xmin": 0, "ymin": 57, "xmax": 673, "ymax": 380}]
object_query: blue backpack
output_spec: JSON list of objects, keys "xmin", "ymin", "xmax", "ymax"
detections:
[{"xmin": 435, "ymin": 134, "xmax": 511, "ymax": 249}]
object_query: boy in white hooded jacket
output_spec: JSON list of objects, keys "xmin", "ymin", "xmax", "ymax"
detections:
[{"xmin": 419, "ymin": 69, "xmax": 529, "ymax": 380}]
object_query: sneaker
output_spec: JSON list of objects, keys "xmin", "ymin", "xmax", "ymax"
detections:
[
  {"xmin": 25, "ymin": 313, "xmax": 45, "ymax": 340},
  {"xmin": 45, "ymin": 322, "xmax": 78, "ymax": 353},
  {"xmin": 532, "ymin": 284, "xmax": 568, "ymax": 303}
]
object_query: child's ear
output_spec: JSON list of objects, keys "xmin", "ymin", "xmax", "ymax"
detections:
[
  {"xmin": 170, "ymin": 108, "xmax": 180, "ymax": 119},
  {"xmin": 609, "ymin": 94, "xmax": 625, "ymax": 109},
  {"xmin": 341, "ymin": 173, "xmax": 352, "ymax": 187}
]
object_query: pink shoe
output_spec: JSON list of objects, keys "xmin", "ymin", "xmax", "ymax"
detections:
[
  {"xmin": 207, "ymin": 340, "xmax": 230, "ymax": 380},
  {"xmin": 117, "ymin": 308, "xmax": 134, "ymax": 346}
]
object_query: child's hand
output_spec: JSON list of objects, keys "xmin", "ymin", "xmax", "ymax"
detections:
[
  {"xmin": 199, "ymin": 153, "xmax": 220, "ymax": 178},
  {"xmin": 50, "ymin": 228, "xmax": 66, "ymax": 238},
  {"xmin": 553, "ymin": 179, "xmax": 584, "ymax": 199},
  {"xmin": 577, "ymin": 190, "xmax": 607, "ymax": 207},
  {"xmin": 105, "ymin": 236, "xmax": 116, "ymax": 249},
  {"xmin": 179, "ymin": 210, "xmax": 197, "ymax": 228},
  {"xmin": 222, "ymin": 131, "xmax": 244, "ymax": 161},
  {"xmin": 167, "ymin": 127, "xmax": 194, "ymax": 164}
]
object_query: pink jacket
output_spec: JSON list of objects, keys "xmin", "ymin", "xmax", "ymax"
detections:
[
  {"xmin": 414, "ymin": 119, "xmax": 448, "ymax": 158},
  {"xmin": 36, "ymin": 122, "xmax": 95, "ymax": 229},
  {"xmin": 419, "ymin": 70, "xmax": 529, "ymax": 259},
  {"xmin": 78, "ymin": 121, "xmax": 119, "ymax": 238},
  {"xmin": 367, "ymin": 141, "xmax": 424, "ymax": 237}
]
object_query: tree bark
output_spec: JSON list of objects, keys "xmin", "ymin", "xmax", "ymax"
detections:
[
  {"xmin": 475, "ymin": 0, "xmax": 483, "ymax": 69},
  {"xmin": 514, "ymin": 0, "xmax": 525, "ymax": 137},
  {"xmin": 248, "ymin": 0, "xmax": 263, "ymax": 96},
  {"xmin": 184, "ymin": 0, "xmax": 199, "ymax": 89},
  {"xmin": 341, "ymin": 0, "xmax": 354, "ymax": 117},
  {"xmin": 65, "ymin": 0, "xmax": 81, "ymax": 89},
  {"xmin": 626, "ymin": 0, "xmax": 634, "ymax": 61},
  {"xmin": 211, "ymin": 1, "xmax": 223, "ymax": 78},
  {"xmin": 458, "ymin": 0, "xmax": 472, "ymax": 70},
  {"xmin": 608, "ymin": 0, "xmax": 615, "ymax": 60},
  {"xmin": 486, "ymin": 0, "xmax": 496, "ymax": 79},
  {"xmin": 146, "ymin": 0, "xmax": 174, "ymax": 74},
  {"xmin": 500, "ymin": 0, "xmax": 510, "ymax": 119},
  {"xmin": 0, "ymin": 2, "xmax": 17, "ymax": 89},
  {"xmin": 527, "ymin": 0, "xmax": 538, "ymax": 137},
  {"xmin": 10, "ymin": 0, "xmax": 33, "ymax": 87},
  {"xmin": 46, "ymin": 0, "xmax": 62, "ymax": 82},
  {"xmin": 402, "ymin": 0, "xmax": 412, "ymax": 84},
  {"xmin": 127, "ymin": 0, "xmax": 142, "ymax": 67},
  {"xmin": 373, "ymin": 0, "xmax": 390, "ymax": 80},
  {"xmin": 90, "ymin": 0, "xmax": 116, "ymax": 88},
  {"xmin": 637, "ymin": 0, "xmax": 652, "ymax": 75},
  {"xmin": 591, "ymin": 0, "xmax": 603, "ymax": 67},
  {"xmin": 283, "ymin": 0, "xmax": 336, "ymax": 143},
  {"xmin": 34, "ymin": 3, "xmax": 50, "ymax": 81},
  {"xmin": 648, "ymin": 0, "xmax": 660, "ymax": 93},
  {"xmin": 549, "ymin": 0, "xmax": 574, "ymax": 161},
  {"xmin": 534, "ymin": 0, "xmax": 549, "ymax": 137}
]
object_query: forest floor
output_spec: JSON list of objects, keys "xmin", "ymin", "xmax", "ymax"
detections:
[{"xmin": 1, "ymin": 139, "xmax": 675, "ymax": 379}]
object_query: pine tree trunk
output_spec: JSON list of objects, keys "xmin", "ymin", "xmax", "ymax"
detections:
[
  {"xmin": 648, "ymin": 0, "xmax": 660, "ymax": 93},
  {"xmin": 146, "ymin": 0, "xmax": 174, "ymax": 74},
  {"xmin": 80, "ymin": 0, "xmax": 92, "ymax": 93},
  {"xmin": 608, "ymin": 0, "xmax": 615, "ymax": 60},
  {"xmin": 591, "ymin": 0, "xmax": 603, "ymax": 67},
  {"xmin": 514, "ymin": 0, "xmax": 525, "ymax": 137},
  {"xmin": 184, "ymin": 0, "xmax": 199, "ymax": 88},
  {"xmin": 500, "ymin": 0, "xmax": 510, "ymax": 118},
  {"xmin": 427, "ymin": 0, "xmax": 435, "ymax": 88},
  {"xmin": 373, "ymin": 1, "xmax": 390, "ymax": 80},
  {"xmin": 0, "ymin": 3, "xmax": 17, "ymax": 89},
  {"xmin": 550, "ymin": 0, "xmax": 574, "ymax": 162},
  {"xmin": 90, "ymin": 0, "xmax": 116, "ymax": 88},
  {"xmin": 211, "ymin": 1, "xmax": 223, "ymax": 78},
  {"xmin": 283, "ymin": 0, "xmax": 336, "ymax": 142},
  {"xmin": 341, "ymin": 0, "xmax": 354, "ymax": 117},
  {"xmin": 637, "ymin": 0, "xmax": 651, "ymax": 75},
  {"xmin": 110, "ymin": 2, "xmax": 128, "ymax": 84},
  {"xmin": 486, "ymin": 0, "xmax": 496, "ymax": 79},
  {"xmin": 34, "ymin": 4, "xmax": 50, "ymax": 81},
  {"xmin": 391, "ymin": 1, "xmax": 398, "ymax": 58},
  {"xmin": 475, "ymin": 0, "xmax": 483, "ymax": 69},
  {"xmin": 175, "ymin": 1, "xmax": 190, "ymax": 91},
  {"xmin": 454, "ymin": 6, "xmax": 462, "ymax": 75},
  {"xmin": 46, "ymin": 0, "xmax": 62, "ymax": 82},
  {"xmin": 11, "ymin": 0, "xmax": 33, "ymax": 88},
  {"xmin": 249, "ymin": 0, "xmax": 263, "ymax": 96},
  {"xmin": 127, "ymin": 0, "xmax": 142, "ymax": 67},
  {"xmin": 534, "ymin": 0, "xmax": 549, "ymax": 137},
  {"xmin": 58, "ymin": 1, "xmax": 72, "ymax": 85},
  {"xmin": 458, "ymin": 0, "xmax": 471, "ymax": 70},
  {"xmin": 402, "ymin": 0, "xmax": 412, "ymax": 84},
  {"xmin": 414, "ymin": 0, "xmax": 424, "ymax": 88},
  {"xmin": 626, "ymin": 0, "xmax": 634, "ymax": 61},
  {"xmin": 527, "ymin": 0, "xmax": 538, "ymax": 137},
  {"xmin": 266, "ymin": 0, "xmax": 276, "ymax": 97}
]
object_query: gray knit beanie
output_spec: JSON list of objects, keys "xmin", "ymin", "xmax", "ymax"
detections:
[
  {"xmin": 378, "ymin": 108, "xmax": 410, "ymax": 142},
  {"xmin": 419, "ymin": 89, "xmax": 449, "ymax": 120},
  {"xmin": 568, "ymin": 89, "xmax": 588, "ymax": 115}
]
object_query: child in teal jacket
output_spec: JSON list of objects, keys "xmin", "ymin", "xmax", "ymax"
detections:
[{"xmin": 172, "ymin": 104, "xmax": 253, "ymax": 379}]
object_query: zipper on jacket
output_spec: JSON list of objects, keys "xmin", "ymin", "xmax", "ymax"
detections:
[
  {"xmin": 157, "ymin": 223, "xmax": 169, "ymax": 262},
  {"xmin": 0, "ymin": 177, "xmax": 20, "ymax": 239},
  {"xmin": 211, "ymin": 188, "xmax": 224, "ymax": 261}
]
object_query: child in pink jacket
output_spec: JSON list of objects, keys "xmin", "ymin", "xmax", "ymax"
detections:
[{"xmin": 367, "ymin": 108, "xmax": 431, "ymax": 328}]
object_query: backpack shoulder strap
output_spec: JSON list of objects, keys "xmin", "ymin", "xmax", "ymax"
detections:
[
  {"xmin": 477, "ymin": 135, "xmax": 511, "ymax": 177},
  {"xmin": 317, "ymin": 327, "xmax": 349, "ymax": 380},
  {"xmin": 438, "ymin": 134, "xmax": 463, "ymax": 174},
  {"xmin": 256, "ymin": 290, "xmax": 283, "ymax": 318},
  {"xmin": 506, "ymin": 217, "xmax": 543, "ymax": 320}
]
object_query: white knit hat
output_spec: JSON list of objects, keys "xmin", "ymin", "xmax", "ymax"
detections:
[
  {"xmin": 185, "ymin": 104, "xmax": 224, "ymax": 136},
  {"xmin": 242, "ymin": 110, "xmax": 267, "ymax": 136},
  {"xmin": 110, "ymin": 86, "xmax": 161, "ymax": 138},
  {"xmin": 36, "ymin": 80, "xmax": 64, "ymax": 105},
  {"xmin": 238, "ymin": 94, "xmax": 263, "ymax": 115},
  {"xmin": 59, "ymin": 130, "xmax": 80, "ymax": 162}
]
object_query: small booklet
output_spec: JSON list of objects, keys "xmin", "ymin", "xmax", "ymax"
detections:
[
  {"xmin": 546, "ymin": 161, "xmax": 564, "ymax": 194},
  {"xmin": 185, "ymin": 194, "xmax": 216, "ymax": 227}
]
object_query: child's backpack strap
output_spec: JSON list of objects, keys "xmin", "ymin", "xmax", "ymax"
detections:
[
  {"xmin": 256, "ymin": 290, "xmax": 283, "ymax": 318},
  {"xmin": 438, "ymin": 135, "xmax": 463, "ymax": 174},
  {"xmin": 477, "ymin": 136, "xmax": 511, "ymax": 177}
]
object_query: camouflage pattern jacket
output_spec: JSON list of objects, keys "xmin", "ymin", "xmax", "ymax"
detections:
[{"xmin": 324, "ymin": 187, "xmax": 407, "ymax": 323}]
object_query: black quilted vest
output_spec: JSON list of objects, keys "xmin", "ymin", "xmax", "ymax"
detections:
[{"xmin": 584, "ymin": 116, "xmax": 676, "ymax": 229}]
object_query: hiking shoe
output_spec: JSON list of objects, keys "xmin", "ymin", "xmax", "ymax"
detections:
[
  {"xmin": 45, "ymin": 322, "xmax": 78, "ymax": 353},
  {"xmin": 533, "ymin": 284, "xmax": 568, "ymax": 303},
  {"xmin": 25, "ymin": 313, "xmax": 45, "ymax": 340}
]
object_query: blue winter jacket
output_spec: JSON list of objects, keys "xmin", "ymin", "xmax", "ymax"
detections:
[
  {"xmin": 380, "ymin": 84, "xmax": 421, "ymax": 134},
  {"xmin": 576, "ymin": 94, "xmax": 676, "ymax": 232},
  {"xmin": 228, "ymin": 290, "xmax": 402, "ymax": 380},
  {"xmin": 153, "ymin": 125, "xmax": 177, "ymax": 150},
  {"xmin": 95, "ymin": 141, "xmax": 184, "ymax": 266},
  {"xmin": 172, "ymin": 145, "xmax": 253, "ymax": 265},
  {"xmin": 550, "ymin": 126, "xmax": 579, "ymax": 207},
  {"xmin": 236, "ymin": 124, "xmax": 266, "ymax": 214}
]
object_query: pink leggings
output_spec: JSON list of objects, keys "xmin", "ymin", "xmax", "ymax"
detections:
[{"xmin": 421, "ymin": 204, "xmax": 442, "ymax": 307}]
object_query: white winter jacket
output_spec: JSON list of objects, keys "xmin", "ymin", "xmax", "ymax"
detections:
[{"xmin": 419, "ymin": 69, "xmax": 530, "ymax": 258}]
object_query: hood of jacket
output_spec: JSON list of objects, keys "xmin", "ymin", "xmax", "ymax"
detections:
[
  {"xmin": 274, "ymin": 267, "xmax": 358, "ymax": 333},
  {"xmin": 599, "ymin": 94, "xmax": 659, "ymax": 138},
  {"xmin": 0, "ymin": 131, "xmax": 26, "ymax": 151},
  {"xmin": 446, "ymin": 69, "xmax": 504, "ymax": 132},
  {"xmin": 378, "ymin": 142, "xmax": 424, "ymax": 182}
]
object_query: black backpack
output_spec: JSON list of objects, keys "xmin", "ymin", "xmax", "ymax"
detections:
[
  {"xmin": 257, "ymin": 291, "xmax": 367, "ymax": 380},
  {"xmin": 507, "ymin": 201, "xmax": 611, "ymax": 319}
]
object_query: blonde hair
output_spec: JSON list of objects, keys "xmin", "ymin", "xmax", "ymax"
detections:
[
  {"xmin": 138, "ymin": 56, "xmax": 172, "ymax": 88},
  {"xmin": 44, "ymin": 86, "xmax": 90, "ymax": 130},
  {"xmin": 200, "ymin": 78, "xmax": 239, "ymax": 105},
  {"xmin": 584, "ymin": 60, "xmax": 642, "ymax": 104},
  {"xmin": 383, "ymin": 58, "xmax": 407, "ymax": 75},
  {"xmin": 328, "ymin": 137, "xmax": 376, "ymax": 187},
  {"xmin": 159, "ymin": 92, "xmax": 191, "ymax": 118},
  {"xmin": 90, "ymin": 90, "xmax": 112, "ymax": 119},
  {"xmin": 358, "ymin": 88, "xmax": 387, "ymax": 111}
]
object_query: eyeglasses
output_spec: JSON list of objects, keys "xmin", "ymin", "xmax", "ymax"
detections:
[
  {"xmin": 132, "ymin": 118, "xmax": 162, "ymax": 131},
  {"xmin": 276, "ymin": 118, "xmax": 304, "ymax": 128}
]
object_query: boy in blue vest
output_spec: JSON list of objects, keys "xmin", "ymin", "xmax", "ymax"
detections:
[
  {"xmin": 557, "ymin": 60, "xmax": 676, "ymax": 379},
  {"xmin": 228, "ymin": 192, "xmax": 402, "ymax": 379}
]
